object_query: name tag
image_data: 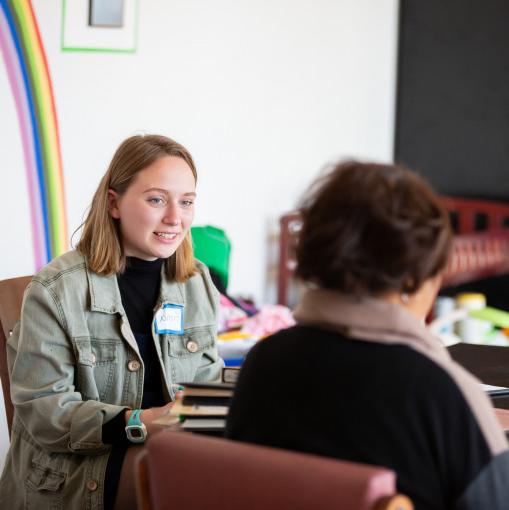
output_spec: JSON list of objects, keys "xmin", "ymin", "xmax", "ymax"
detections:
[{"xmin": 154, "ymin": 304, "xmax": 185, "ymax": 335}]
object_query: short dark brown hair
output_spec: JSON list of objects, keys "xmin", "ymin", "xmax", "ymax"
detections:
[{"xmin": 295, "ymin": 161, "xmax": 452, "ymax": 296}]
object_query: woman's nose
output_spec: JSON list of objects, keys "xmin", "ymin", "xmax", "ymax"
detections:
[{"xmin": 163, "ymin": 204, "xmax": 180, "ymax": 225}]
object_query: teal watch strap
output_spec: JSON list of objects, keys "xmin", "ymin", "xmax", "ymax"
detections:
[
  {"xmin": 129, "ymin": 409, "xmax": 143, "ymax": 426},
  {"xmin": 125, "ymin": 409, "xmax": 147, "ymax": 443}
]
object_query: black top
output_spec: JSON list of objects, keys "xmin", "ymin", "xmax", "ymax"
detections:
[
  {"xmin": 117, "ymin": 257, "xmax": 166, "ymax": 409},
  {"xmin": 103, "ymin": 257, "xmax": 165, "ymax": 509},
  {"xmin": 225, "ymin": 325, "xmax": 509, "ymax": 510},
  {"xmin": 117, "ymin": 256, "xmax": 163, "ymax": 333}
]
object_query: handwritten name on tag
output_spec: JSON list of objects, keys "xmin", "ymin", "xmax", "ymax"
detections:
[{"xmin": 154, "ymin": 304, "xmax": 184, "ymax": 334}]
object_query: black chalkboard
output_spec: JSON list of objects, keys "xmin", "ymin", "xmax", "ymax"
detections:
[{"xmin": 395, "ymin": 0, "xmax": 509, "ymax": 201}]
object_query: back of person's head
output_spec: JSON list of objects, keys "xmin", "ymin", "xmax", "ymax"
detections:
[
  {"xmin": 77, "ymin": 134, "xmax": 197, "ymax": 279},
  {"xmin": 295, "ymin": 161, "xmax": 452, "ymax": 297}
]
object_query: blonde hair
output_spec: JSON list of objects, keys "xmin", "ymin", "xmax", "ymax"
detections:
[{"xmin": 77, "ymin": 134, "xmax": 198, "ymax": 281}]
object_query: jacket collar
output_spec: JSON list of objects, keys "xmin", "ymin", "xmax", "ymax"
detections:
[
  {"xmin": 294, "ymin": 288, "xmax": 451, "ymax": 362},
  {"xmin": 86, "ymin": 262, "xmax": 123, "ymax": 314},
  {"xmin": 158, "ymin": 267, "xmax": 186, "ymax": 306},
  {"xmin": 85, "ymin": 259, "xmax": 186, "ymax": 314}
]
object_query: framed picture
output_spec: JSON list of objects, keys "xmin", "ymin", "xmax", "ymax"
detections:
[
  {"xmin": 61, "ymin": 0, "xmax": 139, "ymax": 53},
  {"xmin": 89, "ymin": 0, "xmax": 125, "ymax": 28}
]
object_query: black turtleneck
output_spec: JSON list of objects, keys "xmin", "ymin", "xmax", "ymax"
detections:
[
  {"xmin": 117, "ymin": 256, "xmax": 163, "ymax": 334},
  {"xmin": 103, "ymin": 257, "xmax": 166, "ymax": 509},
  {"xmin": 116, "ymin": 256, "xmax": 166, "ymax": 408}
]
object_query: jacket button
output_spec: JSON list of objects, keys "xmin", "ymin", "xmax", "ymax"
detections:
[
  {"xmin": 186, "ymin": 340, "xmax": 198, "ymax": 353},
  {"xmin": 127, "ymin": 359, "xmax": 141, "ymax": 372},
  {"xmin": 127, "ymin": 360, "xmax": 141, "ymax": 372},
  {"xmin": 86, "ymin": 479, "xmax": 98, "ymax": 492}
]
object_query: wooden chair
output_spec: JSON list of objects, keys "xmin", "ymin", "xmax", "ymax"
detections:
[
  {"xmin": 136, "ymin": 431, "xmax": 413, "ymax": 510},
  {"xmin": 0, "ymin": 275, "xmax": 32, "ymax": 437}
]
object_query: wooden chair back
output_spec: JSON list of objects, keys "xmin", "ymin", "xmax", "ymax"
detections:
[{"xmin": 0, "ymin": 275, "xmax": 32, "ymax": 436}]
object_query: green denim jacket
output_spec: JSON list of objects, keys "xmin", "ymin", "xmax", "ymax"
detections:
[{"xmin": 0, "ymin": 250, "xmax": 222, "ymax": 509}]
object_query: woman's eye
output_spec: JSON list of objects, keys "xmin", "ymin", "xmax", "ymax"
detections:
[
  {"xmin": 181, "ymin": 200, "xmax": 194, "ymax": 208},
  {"xmin": 148, "ymin": 197, "xmax": 165, "ymax": 206}
]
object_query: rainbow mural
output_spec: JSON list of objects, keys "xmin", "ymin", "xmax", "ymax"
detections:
[{"xmin": 0, "ymin": 0, "xmax": 67, "ymax": 269}]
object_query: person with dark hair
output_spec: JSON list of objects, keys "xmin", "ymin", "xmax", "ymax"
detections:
[
  {"xmin": 0, "ymin": 134, "xmax": 222, "ymax": 510},
  {"xmin": 226, "ymin": 162, "xmax": 509, "ymax": 510}
]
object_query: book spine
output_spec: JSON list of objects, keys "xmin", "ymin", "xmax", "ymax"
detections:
[
  {"xmin": 222, "ymin": 367, "xmax": 241, "ymax": 384},
  {"xmin": 182, "ymin": 396, "xmax": 232, "ymax": 407}
]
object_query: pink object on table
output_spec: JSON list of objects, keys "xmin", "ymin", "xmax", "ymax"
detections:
[
  {"xmin": 218, "ymin": 294, "xmax": 248, "ymax": 332},
  {"xmin": 241, "ymin": 304, "xmax": 296, "ymax": 338}
]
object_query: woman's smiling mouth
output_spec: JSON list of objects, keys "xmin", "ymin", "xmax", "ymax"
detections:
[{"xmin": 154, "ymin": 232, "xmax": 178, "ymax": 240}]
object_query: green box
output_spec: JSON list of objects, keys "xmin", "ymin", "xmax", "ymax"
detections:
[{"xmin": 191, "ymin": 226, "xmax": 231, "ymax": 290}]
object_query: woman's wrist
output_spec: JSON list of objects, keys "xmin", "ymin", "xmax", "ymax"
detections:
[
  {"xmin": 124, "ymin": 405, "xmax": 170, "ymax": 426},
  {"xmin": 125, "ymin": 408, "xmax": 150, "ymax": 422},
  {"xmin": 140, "ymin": 408, "xmax": 151, "ymax": 423}
]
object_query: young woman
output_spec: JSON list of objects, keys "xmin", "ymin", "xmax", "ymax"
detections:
[
  {"xmin": 0, "ymin": 135, "xmax": 223, "ymax": 509},
  {"xmin": 226, "ymin": 161, "xmax": 509, "ymax": 510}
]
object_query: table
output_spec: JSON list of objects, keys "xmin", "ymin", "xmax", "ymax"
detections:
[
  {"xmin": 448, "ymin": 343, "xmax": 509, "ymax": 432},
  {"xmin": 449, "ymin": 343, "xmax": 509, "ymax": 410}
]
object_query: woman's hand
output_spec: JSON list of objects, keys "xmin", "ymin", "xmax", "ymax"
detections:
[{"xmin": 124, "ymin": 391, "xmax": 184, "ymax": 434}]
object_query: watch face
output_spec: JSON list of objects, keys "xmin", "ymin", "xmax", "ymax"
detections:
[{"xmin": 126, "ymin": 424, "xmax": 147, "ymax": 443}]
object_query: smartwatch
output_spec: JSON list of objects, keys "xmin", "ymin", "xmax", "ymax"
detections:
[{"xmin": 125, "ymin": 409, "xmax": 147, "ymax": 443}]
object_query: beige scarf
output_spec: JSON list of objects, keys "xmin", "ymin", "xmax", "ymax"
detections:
[{"xmin": 293, "ymin": 287, "xmax": 451, "ymax": 363}]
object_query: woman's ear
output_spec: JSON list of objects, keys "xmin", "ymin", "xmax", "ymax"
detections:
[{"xmin": 108, "ymin": 189, "xmax": 121, "ymax": 219}]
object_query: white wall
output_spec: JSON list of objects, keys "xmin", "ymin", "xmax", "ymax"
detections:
[{"xmin": 0, "ymin": 0, "xmax": 399, "ymax": 470}]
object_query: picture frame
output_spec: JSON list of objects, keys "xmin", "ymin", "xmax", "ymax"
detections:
[{"xmin": 60, "ymin": 0, "xmax": 139, "ymax": 53}]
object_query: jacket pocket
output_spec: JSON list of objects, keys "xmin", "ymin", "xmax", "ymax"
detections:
[
  {"xmin": 167, "ymin": 327, "xmax": 215, "ymax": 358},
  {"xmin": 25, "ymin": 461, "xmax": 65, "ymax": 509},
  {"xmin": 166, "ymin": 327, "xmax": 216, "ymax": 383},
  {"xmin": 75, "ymin": 337, "xmax": 118, "ymax": 401}
]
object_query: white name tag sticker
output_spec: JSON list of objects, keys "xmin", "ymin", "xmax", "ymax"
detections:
[{"xmin": 154, "ymin": 304, "xmax": 185, "ymax": 335}]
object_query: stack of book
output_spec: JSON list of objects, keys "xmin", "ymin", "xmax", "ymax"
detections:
[{"xmin": 170, "ymin": 381, "xmax": 235, "ymax": 433}]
